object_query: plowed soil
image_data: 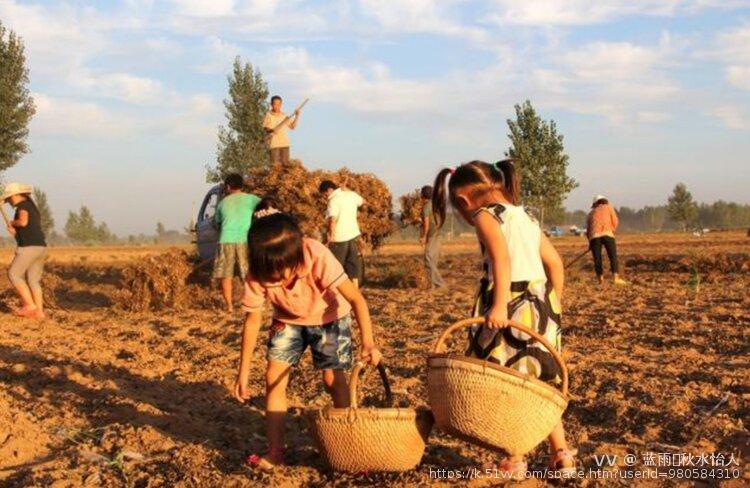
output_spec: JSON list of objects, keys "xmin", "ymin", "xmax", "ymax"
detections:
[{"xmin": 0, "ymin": 231, "xmax": 747, "ymax": 487}]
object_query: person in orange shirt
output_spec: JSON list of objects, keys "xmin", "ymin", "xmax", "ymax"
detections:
[{"xmin": 586, "ymin": 195, "xmax": 627, "ymax": 285}]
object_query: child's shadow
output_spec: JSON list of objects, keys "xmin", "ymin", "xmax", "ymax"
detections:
[{"xmin": 0, "ymin": 345, "xmax": 324, "ymax": 477}]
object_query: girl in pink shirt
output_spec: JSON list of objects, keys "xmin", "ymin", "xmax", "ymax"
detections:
[{"xmin": 232, "ymin": 212, "xmax": 381, "ymax": 471}]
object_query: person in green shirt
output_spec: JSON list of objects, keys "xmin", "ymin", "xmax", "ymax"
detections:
[{"xmin": 214, "ymin": 173, "xmax": 261, "ymax": 313}]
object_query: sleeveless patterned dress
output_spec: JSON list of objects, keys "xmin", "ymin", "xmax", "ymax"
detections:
[{"xmin": 467, "ymin": 203, "xmax": 563, "ymax": 384}]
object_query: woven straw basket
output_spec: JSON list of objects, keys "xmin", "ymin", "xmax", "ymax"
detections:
[
  {"xmin": 427, "ymin": 318, "xmax": 569, "ymax": 455},
  {"xmin": 307, "ymin": 362, "xmax": 434, "ymax": 472}
]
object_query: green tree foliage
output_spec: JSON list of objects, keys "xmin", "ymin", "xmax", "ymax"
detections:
[
  {"xmin": 64, "ymin": 206, "xmax": 113, "ymax": 244},
  {"xmin": 507, "ymin": 100, "xmax": 578, "ymax": 226},
  {"xmin": 0, "ymin": 21, "xmax": 36, "ymax": 173},
  {"xmin": 667, "ymin": 183, "xmax": 698, "ymax": 231},
  {"xmin": 595, "ymin": 202, "xmax": 749, "ymax": 232},
  {"xmin": 206, "ymin": 57, "xmax": 269, "ymax": 182},
  {"xmin": 32, "ymin": 188, "xmax": 54, "ymax": 236}
]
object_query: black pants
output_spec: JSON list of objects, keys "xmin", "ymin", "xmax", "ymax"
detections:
[
  {"xmin": 329, "ymin": 238, "xmax": 363, "ymax": 282},
  {"xmin": 589, "ymin": 236, "xmax": 619, "ymax": 276}
]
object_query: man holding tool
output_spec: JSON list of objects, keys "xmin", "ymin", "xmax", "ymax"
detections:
[{"xmin": 263, "ymin": 96, "xmax": 307, "ymax": 165}]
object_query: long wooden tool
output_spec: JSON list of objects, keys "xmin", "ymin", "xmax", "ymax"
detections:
[
  {"xmin": 564, "ymin": 248, "xmax": 590, "ymax": 269},
  {"xmin": 264, "ymin": 98, "xmax": 309, "ymax": 144}
]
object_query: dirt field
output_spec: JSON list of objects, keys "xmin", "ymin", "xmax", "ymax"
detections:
[{"xmin": 0, "ymin": 231, "xmax": 748, "ymax": 487}]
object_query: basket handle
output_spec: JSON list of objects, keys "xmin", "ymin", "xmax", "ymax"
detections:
[
  {"xmin": 432, "ymin": 317, "xmax": 568, "ymax": 396},
  {"xmin": 349, "ymin": 362, "xmax": 393, "ymax": 409}
]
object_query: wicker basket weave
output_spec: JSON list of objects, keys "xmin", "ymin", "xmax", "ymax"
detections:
[
  {"xmin": 427, "ymin": 318, "xmax": 569, "ymax": 455},
  {"xmin": 307, "ymin": 362, "xmax": 434, "ymax": 472}
]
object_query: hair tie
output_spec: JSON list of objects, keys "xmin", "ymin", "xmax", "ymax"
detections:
[
  {"xmin": 449, "ymin": 167, "xmax": 456, "ymax": 175},
  {"xmin": 254, "ymin": 208, "xmax": 280, "ymax": 219}
]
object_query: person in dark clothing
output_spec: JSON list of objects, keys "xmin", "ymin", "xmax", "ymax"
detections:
[
  {"xmin": 2, "ymin": 183, "xmax": 48, "ymax": 319},
  {"xmin": 586, "ymin": 194, "xmax": 627, "ymax": 285}
]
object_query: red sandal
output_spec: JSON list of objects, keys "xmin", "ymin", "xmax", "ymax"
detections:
[
  {"xmin": 497, "ymin": 457, "xmax": 528, "ymax": 481},
  {"xmin": 245, "ymin": 447, "xmax": 285, "ymax": 472}
]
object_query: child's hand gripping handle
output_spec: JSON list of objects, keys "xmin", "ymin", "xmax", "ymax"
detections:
[
  {"xmin": 348, "ymin": 362, "xmax": 393, "ymax": 409},
  {"xmin": 431, "ymin": 317, "xmax": 568, "ymax": 396}
]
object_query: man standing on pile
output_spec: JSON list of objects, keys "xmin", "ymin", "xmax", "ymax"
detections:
[
  {"xmin": 319, "ymin": 180, "xmax": 364, "ymax": 288},
  {"xmin": 263, "ymin": 95, "xmax": 300, "ymax": 165}
]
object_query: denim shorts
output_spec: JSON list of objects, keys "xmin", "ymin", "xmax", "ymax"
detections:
[{"xmin": 267, "ymin": 314, "xmax": 352, "ymax": 370}]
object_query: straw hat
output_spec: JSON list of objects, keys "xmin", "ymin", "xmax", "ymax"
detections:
[
  {"xmin": 1, "ymin": 182, "xmax": 33, "ymax": 202},
  {"xmin": 591, "ymin": 194, "xmax": 607, "ymax": 206}
]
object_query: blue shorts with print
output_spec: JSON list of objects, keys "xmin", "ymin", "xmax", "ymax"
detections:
[{"xmin": 267, "ymin": 314, "xmax": 352, "ymax": 370}]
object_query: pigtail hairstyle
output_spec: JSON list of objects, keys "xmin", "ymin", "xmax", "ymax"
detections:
[
  {"xmin": 432, "ymin": 159, "xmax": 522, "ymax": 228},
  {"xmin": 494, "ymin": 159, "xmax": 520, "ymax": 205},
  {"xmin": 432, "ymin": 168, "xmax": 453, "ymax": 229}
]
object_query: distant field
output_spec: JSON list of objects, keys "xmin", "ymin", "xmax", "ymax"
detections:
[
  {"xmin": 0, "ymin": 244, "xmax": 193, "ymax": 264},
  {"xmin": 1, "ymin": 230, "xmax": 745, "ymax": 264}
]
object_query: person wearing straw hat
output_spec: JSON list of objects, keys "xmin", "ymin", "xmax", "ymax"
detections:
[
  {"xmin": 2, "ymin": 182, "xmax": 48, "ymax": 319},
  {"xmin": 586, "ymin": 195, "xmax": 627, "ymax": 285}
]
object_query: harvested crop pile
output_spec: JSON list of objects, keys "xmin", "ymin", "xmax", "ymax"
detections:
[
  {"xmin": 399, "ymin": 188, "xmax": 423, "ymax": 227},
  {"xmin": 119, "ymin": 249, "xmax": 194, "ymax": 311},
  {"xmin": 247, "ymin": 160, "xmax": 394, "ymax": 249}
]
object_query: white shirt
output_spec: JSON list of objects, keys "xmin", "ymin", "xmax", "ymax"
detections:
[
  {"xmin": 476, "ymin": 204, "xmax": 547, "ymax": 283},
  {"xmin": 262, "ymin": 111, "xmax": 291, "ymax": 149},
  {"xmin": 326, "ymin": 188, "xmax": 364, "ymax": 242}
]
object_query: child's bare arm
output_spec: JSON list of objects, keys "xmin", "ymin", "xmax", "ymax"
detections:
[
  {"xmin": 474, "ymin": 211, "xmax": 511, "ymax": 328},
  {"xmin": 337, "ymin": 278, "xmax": 382, "ymax": 365},
  {"xmin": 540, "ymin": 233, "xmax": 565, "ymax": 302},
  {"xmin": 233, "ymin": 310, "xmax": 262, "ymax": 402}
]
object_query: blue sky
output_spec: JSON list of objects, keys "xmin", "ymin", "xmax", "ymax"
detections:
[{"xmin": 1, "ymin": 0, "xmax": 749, "ymax": 235}]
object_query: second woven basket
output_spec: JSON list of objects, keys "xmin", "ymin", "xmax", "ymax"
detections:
[
  {"xmin": 427, "ymin": 318, "xmax": 569, "ymax": 455},
  {"xmin": 307, "ymin": 362, "xmax": 434, "ymax": 472}
]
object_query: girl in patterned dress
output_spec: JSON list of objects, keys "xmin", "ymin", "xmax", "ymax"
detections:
[{"xmin": 432, "ymin": 160, "xmax": 575, "ymax": 479}]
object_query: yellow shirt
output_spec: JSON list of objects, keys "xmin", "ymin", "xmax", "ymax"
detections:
[{"xmin": 263, "ymin": 111, "xmax": 291, "ymax": 149}]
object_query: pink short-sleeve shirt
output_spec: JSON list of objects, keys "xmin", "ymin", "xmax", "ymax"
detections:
[{"xmin": 241, "ymin": 238, "xmax": 351, "ymax": 325}]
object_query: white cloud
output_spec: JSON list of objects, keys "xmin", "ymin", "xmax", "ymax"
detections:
[
  {"xmin": 169, "ymin": 0, "xmax": 236, "ymax": 17},
  {"xmin": 713, "ymin": 105, "xmax": 750, "ymax": 130},
  {"xmin": 0, "ymin": 0, "xmax": 107, "ymax": 77},
  {"xmin": 268, "ymin": 47, "xmax": 440, "ymax": 114},
  {"xmin": 529, "ymin": 38, "xmax": 681, "ymax": 123},
  {"xmin": 561, "ymin": 42, "xmax": 662, "ymax": 81},
  {"xmin": 726, "ymin": 65, "xmax": 750, "ymax": 90},
  {"xmin": 637, "ymin": 111, "xmax": 672, "ymax": 123},
  {"xmin": 711, "ymin": 24, "xmax": 750, "ymax": 90},
  {"xmin": 165, "ymin": 0, "xmax": 327, "ymax": 38},
  {"xmin": 31, "ymin": 94, "xmax": 137, "ymax": 138},
  {"xmin": 716, "ymin": 23, "xmax": 750, "ymax": 63},
  {"xmin": 194, "ymin": 36, "xmax": 243, "ymax": 74},
  {"xmin": 164, "ymin": 94, "xmax": 220, "ymax": 145},
  {"xmin": 358, "ymin": 0, "xmax": 489, "ymax": 44},
  {"xmin": 486, "ymin": 0, "xmax": 749, "ymax": 26},
  {"xmin": 74, "ymin": 72, "xmax": 168, "ymax": 105}
]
